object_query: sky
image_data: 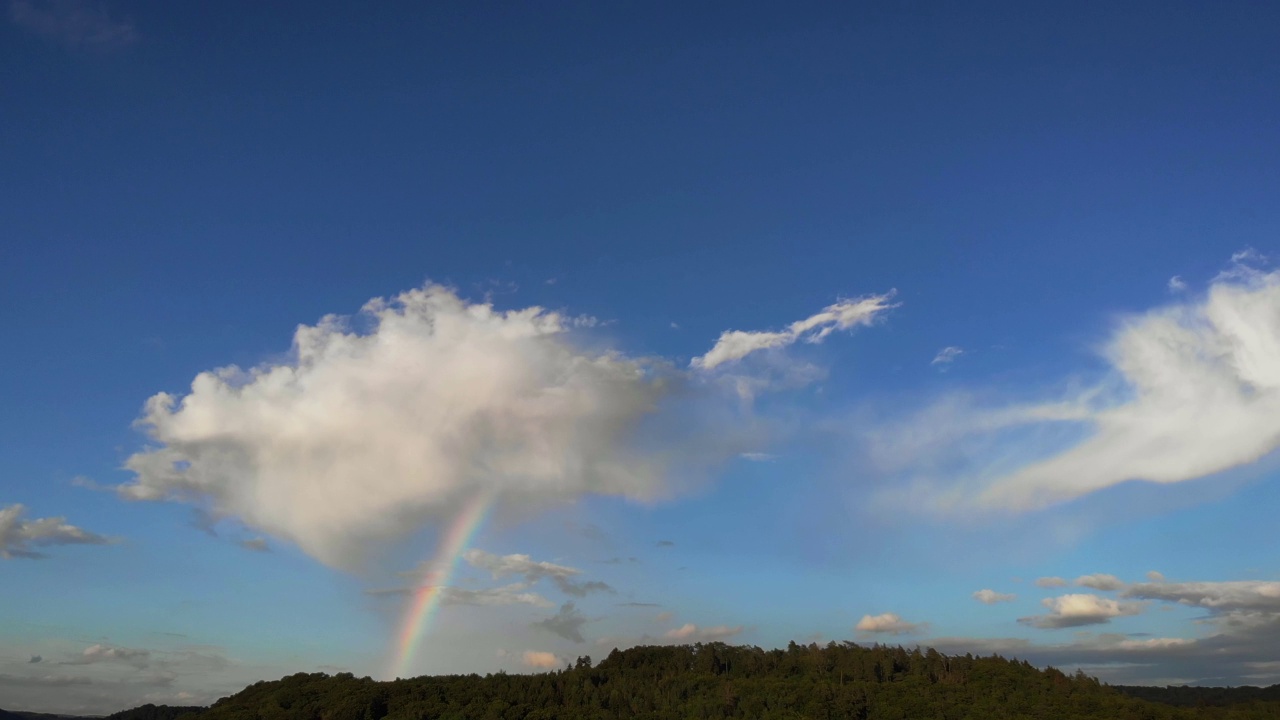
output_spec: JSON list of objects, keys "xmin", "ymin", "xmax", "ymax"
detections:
[{"xmin": 3, "ymin": 0, "xmax": 1280, "ymax": 712}]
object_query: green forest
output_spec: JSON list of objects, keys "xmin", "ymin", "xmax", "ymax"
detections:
[{"xmin": 81, "ymin": 642, "xmax": 1280, "ymax": 720}]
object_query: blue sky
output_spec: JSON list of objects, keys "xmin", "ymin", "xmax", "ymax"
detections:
[{"xmin": 4, "ymin": 0, "xmax": 1280, "ymax": 712}]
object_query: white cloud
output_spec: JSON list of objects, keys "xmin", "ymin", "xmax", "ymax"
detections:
[
  {"xmin": 520, "ymin": 650, "xmax": 560, "ymax": 669},
  {"xmin": 1167, "ymin": 276, "xmax": 1187, "ymax": 293},
  {"xmin": 463, "ymin": 549, "xmax": 612, "ymax": 597},
  {"xmin": 661, "ymin": 623, "xmax": 743, "ymax": 642},
  {"xmin": 1035, "ymin": 576, "xmax": 1068, "ymax": 588},
  {"xmin": 691, "ymin": 292, "xmax": 897, "ymax": 370},
  {"xmin": 1018, "ymin": 594, "xmax": 1144, "ymax": 629},
  {"xmin": 739, "ymin": 452, "xmax": 776, "ymax": 462},
  {"xmin": 973, "ymin": 589, "xmax": 1016, "ymax": 604},
  {"xmin": 1075, "ymin": 574, "xmax": 1125, "ymax": 591},
  {"xmin": 873, "ymin": 257, "xmax": 1280, "ymax": 513},
  {"xmin": 116, "ymin": 284, "xmax": 751, "ymax": 569},
  {"xmin": 855, "ymin": 613, "xmax": 925, "ymax": 635},
  {"xmin": 931, "ymin": 346, "xmax": 965, "ymax": 366},
  {"xmin": 1147, "ymin": 570, "xmax": 1165, "ymax": 582},
  {"xmin": 8, "ymin": 0, "xmax": 137, "ymax": 48},
  {"xmin": 0, "ymin": 504, "xmax": 113, "ymax": 559}
]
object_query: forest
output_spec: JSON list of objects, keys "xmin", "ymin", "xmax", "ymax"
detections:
[{"xmin": 67, "ymin": 642, "xmax": 1280, "ymax": 720}]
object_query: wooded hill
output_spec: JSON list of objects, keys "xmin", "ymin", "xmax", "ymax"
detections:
[{"xmin": 41, "ymin": 642, "xmax": 1280, "ymax": 720}]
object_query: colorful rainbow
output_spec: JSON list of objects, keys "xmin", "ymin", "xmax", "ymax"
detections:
[{"xmin": 387, "ymin": 490, "xmax": 495, "ymax": 679}]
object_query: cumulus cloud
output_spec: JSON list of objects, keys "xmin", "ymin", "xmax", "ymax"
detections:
[
  {"xmin": 872, "ymin": 256, "xmax": 1280, "ymax": 513},
  {"xmin": 931, "ymin": 346, "xmax": 965, "ymax": 366},
  {"xmin": 1168, "ymin": 276, "xmax": 1187, "ymax": 293},
  {"xmin": 855, "ymin": 613, "xmax": 926, "ymax": 635},
  {"xmin": 0, "ymin": 504, "xmax": 113, "ymax": 559},
  {"xmin": 116, "ymin": 284, "xmax": 753, "ymax": 569},
  {"xmin": 1147, "ymin": 570, "xmax": 1165, "ymax": 582},
  {"xmin": 973, "ymin": 589, "xmax": 1016, "ymax": 604},
  {"xmin": 520, "ymin": 650, "xmax": 560, "ymax": 669},
  {"xmin": 29, "ymin": 655, "xmax": 42, "ymax": 664},
  {"xmin": 691, "ymin": 293, "xmax": 898, "ymax": 370},
  {"xmin": 533, "ymin": 602, "xmax": 588, "ymax": 643},
  {"xmin": 8, "ymin": 0, "xmax": 137, "ymax": 48},
  {"xmin": 1018, "ymin": 594, "xmax": 1144, "ymax": 629},
  {"xmin": 1075, "ymin": 574, "xmax": 1125, "ymax": 591},
  {"xmin": 1035, "ymin": 577, "xmax": 1068, "ymax": 588},
  {"xmin": 662, "ymin": 623, "xmax": 743, "ymax": 642},
  {"xmin": 463, "ymin": 549, "xmax": 613, "ymax": 597}
]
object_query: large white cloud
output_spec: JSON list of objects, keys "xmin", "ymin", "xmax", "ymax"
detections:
[
  {"xmin": 873, "ymin": 256, "xmax": 1280, "ymax": 513},
  {"xmin": 1018, "ymin": 593, "xmax": 1144, "ymax": 629},
  {"xmin": 117, "ymin": 285, "xmax": 748, "ymax": 568},
  {"xmin": 0, "ymin": 504, "xmax": 112, "ymax": 560},
  {"xmin": 691, "ymin": 293, "xmax": 898, "ymax": 370}
]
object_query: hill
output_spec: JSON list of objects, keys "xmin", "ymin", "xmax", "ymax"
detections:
[{"xmin": 129, "ymin": 641, "xmax": 1280, "ymax": 720}]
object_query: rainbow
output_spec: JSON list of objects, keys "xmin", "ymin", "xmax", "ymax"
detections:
[{"xmin": 387, "ymin": 490, "xmax": 495, "ymax": 679}]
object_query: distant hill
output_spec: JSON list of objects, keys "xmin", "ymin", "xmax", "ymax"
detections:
[
  {"xmin": 24, "ymin": 643, "xmax": 1280, "ymax": 720},
  {"xmin": 0, "ymin": 712, "xmax": 100, "ymax": 720},
  {"xmin": 125, "ymin": 641, "xmax": 1280, "ymax": 720}
]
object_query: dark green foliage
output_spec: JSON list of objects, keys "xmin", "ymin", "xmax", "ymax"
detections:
[
  {"xmin": 105, "ymin": 706, "xmax": 206, "ymax": 720},
  {"xmin": 1116, "ymin": 685, "xmax": 1280, "ymax": 708},
  {"xmin": 61, "ymin": 643, "xmax": 1280, "ymax": 720}
]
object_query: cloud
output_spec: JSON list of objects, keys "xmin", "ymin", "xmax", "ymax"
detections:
[
  {"xmin": 0, "ymin": 672, "xmax": 93, "ymax": 687},
  {"xmin": 1075, "ymin": 574, "xmax": 1125, "ymax": 591},
  {"xmin": 931, "ymin": 346, "xmax": 965, "ymax": 366},
  {"xmin": 1018, "ymin": 594, "xmax": 1144, "ymax": 629},
  {"xmin": 1168, "ymin": 276, "xmax": 1187, "ymax": 293},
  {"xmin": 662, "ymin": 623, "xmax": 743, "ymax": 642},
  {"xmin": 1034, "ymin": 577, "xmax": 1068, "ymax": 588},
  {"xmin": 366, "ymin": 582, "xmax": 553, "ymax": 608},
  {"xmin": 973, "ymin": 589, "xmax": 1016, "ymax": 604},
  {"xmin": 616, "ymin": 602, "xmax": 661, "ymax": 608},
  {"xmin": 655, "ymin": 540, "xmax": 675, "ymax": 548},
  {"xmin": 739, "ymin": 452, "xmax": 777, "ymax": 462},
  {"xmin": 1122, "ymin": 580, "xmax": 1280, "ymax": 612},
  {"xmin": 237, "ymin": 537, "xmax": 269, "ymax": 553},
  {"xmin": 0, "ymin": 504, "xmax": 113, "ymax": 559},
  {"xmin": 8, "ymin": 0, "xmax": 137, "ymax": 48},
  {"xmin": 520, "ymin": 650, "xmax": 560, "ymax": 669},
  {"xmin": 116, "ymin": 284, "xmax": 753, "ymax": 569},
  {"xmin": 873, "ymin": 257, "xmax": 1280, "ymax": 513},
  {"xmin": 64, "ymin": 644, "xmax": 151, "ymax": 669},
  {"xmin": 691, "ymin": 292, "xmax": 898, "ymax": 370},
  {"xmin": 29, "ymin": 655, "xmax": 42, "ymax": 663},
  {"xmin": 855, "ymin": 613, "xmax": 926, "ymax": 636},
  {"xmin": 533, "ymin": 602, "xmax": 588, "ymax": 643},
  {"xmin": 1147, "ymin": 570, "xmax": 1165, "ymax": 582},
  {"xmin": 463, "ymin": 549, "xmax": 613, "ymax": 597}
]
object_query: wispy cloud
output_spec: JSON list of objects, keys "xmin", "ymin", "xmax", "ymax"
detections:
[
  {"xmin": 533, "ymin": 602, "xmax": 588, "ymax": 643},
  {"xmin": 872, "ymin": 253, "xmax": 1280, "ymax": 513},
  {"xmin": 0, "ymin": 504, "xmax": 114, "ymax": 559},
  {"xmin": 8, "ymin": 0, "xmax": 137, "ymax": 48},
  {"xmin": 662, "ymin": 623, "xmax": 743, "ymax": 642},
  {"xmin": 691, "ymin": 292, "xmax": 898, "ymax": 370},
  {"xmin": 463, "ymin": 549, "xmax": 614, "ymax": 597},
  {"xmin": 931, "ymin": 346, "xmax": 965, "ymax": 366}
]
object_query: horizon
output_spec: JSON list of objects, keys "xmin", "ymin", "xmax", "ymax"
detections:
[{"xmin": 4, "ymin": 0, "xmax": 1280, "ymax": 713}]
